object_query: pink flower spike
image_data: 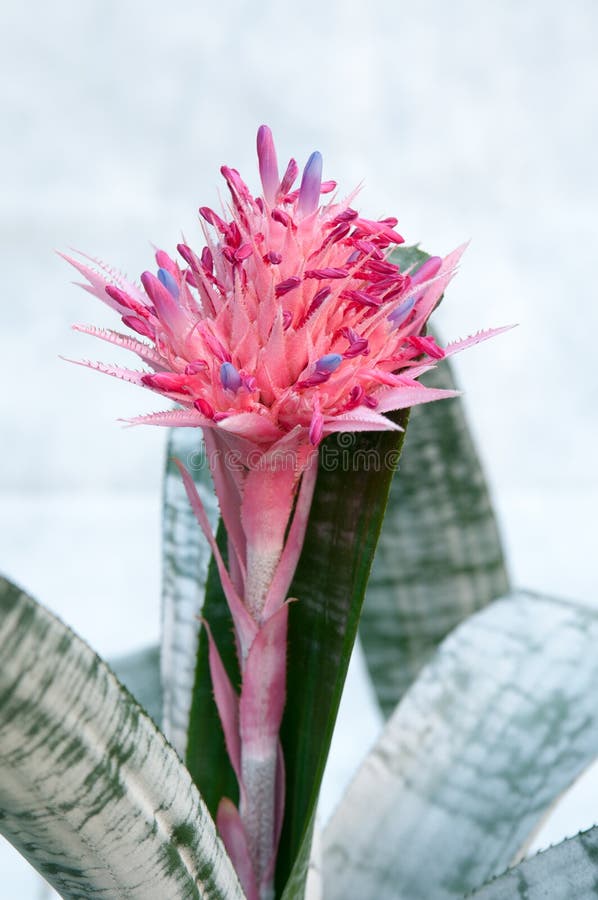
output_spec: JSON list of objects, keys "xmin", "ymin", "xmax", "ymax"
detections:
[
  {"xmin": 297, "ymin": 151, "xmax": 323, "ymax": 218},
  {"xmin": 257, "ymin": 125, "xmax": 280, "ymax": 207}
]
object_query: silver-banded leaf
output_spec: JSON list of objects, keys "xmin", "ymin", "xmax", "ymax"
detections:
[
  {"xmin": 359, "ymin": 244, "xmax": 510, "ymax": 717},
  {"xmin": 109, "ymin": 644, "xmax": 162, "ymax": 727},
  {"xmin": 161, "ymin": 435, "xmax": 218, "ymax": 758},
  {"xmin": 323, "ymin": 591, "xmax": 598, "ymax": 900},
  {"xmin": 0, "ymin": 576, "xmax": 243, "ymax": 900},
  {"xmin": 470, "ymin": 827, "xmax": 598, "ymax": 899}
]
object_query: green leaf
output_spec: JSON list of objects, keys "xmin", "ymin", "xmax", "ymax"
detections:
[
  {"xmin": 161, "ymin": 434, "xmax": 219, "ymax": 757},
  {"xmin": 109, "ymin": 644, "xmax": 162, "ymax": 727},
  {"xmin": 0, "ymin": 576, "xmax": 243, "ymax": 900},
  {"xmin": 359, "ymin": 244, "xmax": 510, "ymax": 716},
  {"xmin": 323, "ymin": 591, "xmax": 598, "ymax": 900},
  {"xmin": 185, "ymin": 521, "xmax": 241, "ymax": 818},
  {"xmin": 469, "ymin": 827, "xmax": 598, "ymax": 899}
]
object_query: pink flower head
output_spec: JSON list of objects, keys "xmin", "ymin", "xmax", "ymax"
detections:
[{"xmin": 64, "ymin": 125, "xmax": 507, "ymax": 456}]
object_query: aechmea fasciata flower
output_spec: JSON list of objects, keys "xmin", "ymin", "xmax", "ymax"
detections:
[{"xmin": 63, "ymin": 126, "xmax": 507, "ymax": 900}]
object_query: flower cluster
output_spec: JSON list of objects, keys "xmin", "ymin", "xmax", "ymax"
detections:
[{"xmin": 64, "ymin": 125, "xmax": 502, "ymax": 456}]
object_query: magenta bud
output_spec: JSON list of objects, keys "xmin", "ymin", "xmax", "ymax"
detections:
[
  {"xmin": 304, "ymin": 267, "xmax": 348, "ymax": 280},
  {"xmin": 272, "ymin": 208, "xmax": 292, "ymax": 228},
  {"xmin": 185, "ymin": 359, "xmax": 208, "ymax": 375},
  {"xmin": 194, "ymin": 397, "xmax": 215, "ymax": 418},
  {"xmin": 279, "ymin": 158, "xmax": 299, "ymax": 196},
  {"xmin": 257, "ymin": 125, "xmax": 280, "ymax": 206},
  {"xmin": 141, "ymin": 372, "xmax": 189, "ymax": 392},
  {"xmin": 411, "ymin": 255, "xmax": 443, "ymax": 286},
  {"xmin": 201, "ymin": 246, "xmax": 214, "ymax": 273},
  {"xmin": 121, "ymin": 315, "xmax": 154, "ymax": 339},
  {"xmin": 275, "ymin": 276, "xmax": 301, "ymax": 298},
  {"xmin": 264, "ymin": 251, "xmax": 282, "ymax": 265}
]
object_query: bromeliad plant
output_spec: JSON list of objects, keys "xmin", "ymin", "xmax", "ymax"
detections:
[
  {"xmin": 1, "ymin": 127, "xmax": 596, "ymax": 900},
  {"xmin": 59, "ymin": 126, "xmax": 502, "ymax": 898}
]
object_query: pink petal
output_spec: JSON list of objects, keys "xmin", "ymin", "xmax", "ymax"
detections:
[
  {"xmin": 203, "ymin": 619, "xmax": 243, "ymax": 789},
  {"xmin": 71, "ymin": 323, "xmax": 165, "ymax": 368},
  {"xmin": 203, "ymin": 429, "xmax": 247, "ymax": 595},
  {"xmin": 323, "ymin": 409, "xmax": 404, "ymax": 433},
  {"xmin": 175, "ymin": 459, "xmax": 258, "ymax": 658},
  {"xmin": 217, "ymin": 413, "xmax": 283, "ymax": 443},
  {"xmin": 60, "ymin": 357, "xmax": 146, "ymax": 386},
  {"xmin": 122, "ymin": 409, "xmax": 207, "ymax": 427},
  {"xmin": 376, "ymin": 384, "xmax": 460, "ymax": 414},
  {"xmin": 445, "ymin": 324, "xmax": 516, "ymax": 356},
  {"xmin": 262, "ymin": 452, "xmax": 319, "ymax": 619},
  {"xmin": 217, "ymin": 799, "xmax": 259, "ymax": 900}
]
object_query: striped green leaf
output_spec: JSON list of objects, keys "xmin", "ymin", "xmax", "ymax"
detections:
[
  {"xmin": 161, "ymin": 438, "xmax": 219, "ymax": 758},
  {"xmin": 470, "ymin": 827, "xmax": 598, "ymax": 900},
  {"xmin": 323, "ymin": 591, "xmax": 598, "ymax": 900},
  {"xmin": 359, "ymin": 244, "xmax": 510, "ymax": 717},
  {"xmin": 0, "ymin": 576, "xmax": 243, "ymax": 900}
]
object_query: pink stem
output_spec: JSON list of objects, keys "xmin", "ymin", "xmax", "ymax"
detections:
[{"xmin": 239, "ymin": 604, "xmax": 289, "ymax": 899}]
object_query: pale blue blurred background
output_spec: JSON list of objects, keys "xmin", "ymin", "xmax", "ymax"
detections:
[{"xmin": 1, "ymin": 0, "xmax": 597, "ymax": 895}]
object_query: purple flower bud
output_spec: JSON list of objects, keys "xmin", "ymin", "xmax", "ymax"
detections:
[
  {"xmin": 220, "ymin": 361, "xmax": 242, "ymax": 392},
  {"xmin": 297, "ymin": 151, "xmax": 323, "ymax": 218},
  {"xmin": 388, "ymin": 296, "xmax": 415, "ymax": 328},
  {"xmin": 315, "ymin": 353, "xmax": 342, "ymax": 374},
  {"xmin": 157, "ymin": 267, "xmax": 180, "ymax": 299}
]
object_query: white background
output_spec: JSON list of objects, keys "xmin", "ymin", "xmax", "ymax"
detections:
[{"xmin": 1, "ymin": 0, "xmax": 597, "ymax": 895}]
